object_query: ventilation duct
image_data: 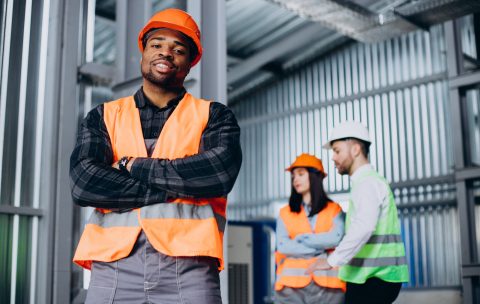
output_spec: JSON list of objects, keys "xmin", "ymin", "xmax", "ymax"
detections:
[{"xmin": 266, "ymin": 0, "xmax": 480, "ymax": 42}]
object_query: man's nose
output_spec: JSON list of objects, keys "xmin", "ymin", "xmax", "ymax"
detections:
[{"xmin": 158, "ymin": 48, "xmax": 173, "ymax": 59}]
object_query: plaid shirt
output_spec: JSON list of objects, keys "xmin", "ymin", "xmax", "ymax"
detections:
[{"xmin": 70, "ymin": 88, "xmax": 242, "ymax": 209}]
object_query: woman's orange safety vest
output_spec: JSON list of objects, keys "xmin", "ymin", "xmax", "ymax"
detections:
[
  {"xmin": 73, "ymin": 93, "xmax": 227, "ymax": 270},
  {"xmin": 275, "ymin": 202, "xmax": 346, "ymax": 291}
]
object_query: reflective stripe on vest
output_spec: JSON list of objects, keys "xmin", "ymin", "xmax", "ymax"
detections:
[
  {"xmin": 339, "ymin": 170, "xmax": 409, "ymax": 284},
  {"xmin": 366, "ymin": 234, "xmax": 403, "ymax": 244},
  {"xmin": 88, "ymin": 209, "xmax": 140, "ymax": 227},
  {"xmin": 73, "ymin": 94, "xmax": 227, "ymax": 270},
  {"xmin": 349, "ymin": 256, "xmax": 408, "ymax": 267},
  {"xmin": 275, "ymin": 203, "xmax": 346, "ymax": 291},
  {"xmin": 280, "ymin": 267, "xmax": 340, "ymax": 278},
  {"xmin": 140, "ymin": 201, "xmax": 227, "ymax": 233}
]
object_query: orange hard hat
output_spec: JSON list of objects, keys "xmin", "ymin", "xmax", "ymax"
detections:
[
  {"xmin": 286, "ymin": 153, "xmax": 326, "ymax": 175},
  {"xmin": 138, "ymin": 8, "xmax": 203, "ymax": 67}
]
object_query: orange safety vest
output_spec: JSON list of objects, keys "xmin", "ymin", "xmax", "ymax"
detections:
[
  {"xmin": 275, "ymin": 202, "xmax": 346, "ymax": 292},
  {"xmin": 73, "ymin": 93, "xmax": 227, "ymax": 270}
]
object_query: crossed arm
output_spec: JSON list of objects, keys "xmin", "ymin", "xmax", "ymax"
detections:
[
  {"xmin": 276, "ymin": 212, "xmax": 345, "ymax": 257},
  {"xmin": 69, "ymin": 102, "xmax": 242, "ymax": 209}
]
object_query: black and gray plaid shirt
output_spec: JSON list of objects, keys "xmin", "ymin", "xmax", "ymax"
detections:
[{"xmin": 70, "ymin": 88, "xmax": 242, "ymax": 209}]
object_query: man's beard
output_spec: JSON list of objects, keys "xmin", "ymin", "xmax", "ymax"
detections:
[
  {"xmin": 142, "ymin": 68, "xmax": 177, "ymax": 87},
  {"xmin": 335, "ymin": 163, "xmax": 349, "ymax": 175},
  {"xmin": 337, "ymin": 167, "xmax": 349, "ymax": 175}
]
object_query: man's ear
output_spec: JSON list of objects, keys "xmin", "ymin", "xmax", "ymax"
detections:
[{"xmin": 350, "ymin": 141, "xmax": 362, "ymax": 158}]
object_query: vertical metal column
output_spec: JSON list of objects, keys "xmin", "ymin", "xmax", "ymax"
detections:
[
  {"xmin": 114, "ymin": 0, "xmax": 151, "ymax": 97},
  {"xmin": 445, "ymin": 19, "xmax": 480, "ymax": 304},
  {"xmin": 198, "ymin": 1, "xmax": 229, "ymax": 302},
  {"xmin": 28, "ymin": 0, "xmax": 88, "ymax": 302},
  {"xmin": 200, "ymin": 0, "xmax": 227, "ymax": 104},
  {"xmin": 31, "ymin": 0, "xmax": 52, "ymax": 302},
  {"xmin": 186, "ymin": 0, "xmax": 202, "ymax": 97}
]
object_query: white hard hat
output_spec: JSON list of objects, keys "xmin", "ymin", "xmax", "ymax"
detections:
[{"xmin": 323, "ymin": 121, "xmax": 371, "ymax": 149}]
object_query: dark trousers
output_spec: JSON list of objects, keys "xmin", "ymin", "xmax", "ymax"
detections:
[{"xmin": 345, "ymin": 277, "xmax": 402, "ymax": 304}]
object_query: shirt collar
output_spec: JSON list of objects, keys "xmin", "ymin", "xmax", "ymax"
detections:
[
  {"xmin": 350, "ymin": 164, "xmax": 373, "ymax": 183},
  {"xmin": 302, "ymin": 201, "xmax": 311, "ymax": 214},
  {"xmin": 134, "ymin": 87, "xmax": 186, "ymax": 110}
]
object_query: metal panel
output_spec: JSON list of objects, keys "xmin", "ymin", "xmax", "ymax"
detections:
[
  {"xmin": 10, "ymin": 0, "xmax": 33, "ymax": 300},
  {"xmin": 462, "ymin": 15, "xmax": 478, "ymax": 60},
  {"xmin": 152, "ymin": 0, "xmax": 185, "ymax": 13},
  {"xmin": 228, "ymin": 226, "xmax": 254, "ymax": 304},
  {"xmin": 93, "ymin": 15, "xmax": 115, "ymax": 65},
  {"xmin": 114, "ymin": 0, "xmax": 150, "ymax": 97},
  {"xmin": 0, "ymin": 214, "xmax": 13, "ymax": 302},
  {"xmin": 229, "ymin": 23, "xmax": 460, "ymax": 287},
  {"xmin": 466, "ymin": 89, "xmax": 480, "ymax": 166},
  {"xmin": 0, "ymin": 0, "xmax": 14, "ymax": 206},
  {"xmin": 0, "ymin": 0, "xmax": 50, "ymax": 303}
]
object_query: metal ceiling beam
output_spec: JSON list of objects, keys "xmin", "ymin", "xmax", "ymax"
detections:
[
  {"xmin": 227, "ymin": 22, "xmax": 325, "ymax": 85},
  {"xmin": 265, "ymin": 0, "xmax": 480, "ymax": 42},
  {"xmin": 227, "ymin": 54, "xmax": 243, "ymax": 66},
  {"xmin": 282, "ymin": 31, "xmax": 347, "ymax": 70},
  {"xmin": 228, "ymin": 71, "xmax": 275, "ymax": 102}
]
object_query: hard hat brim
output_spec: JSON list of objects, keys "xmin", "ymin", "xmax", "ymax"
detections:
[{"xmin": 322, "ymin": 137, "xmax": 371, "ymax": 150}]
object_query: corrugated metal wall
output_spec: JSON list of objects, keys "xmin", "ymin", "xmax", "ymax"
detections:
[
  {"xmin": 462, "ymin": 15, "xmax": 480, "ymax": 263},
  {"xmin": 228, "ymin": 20, "xmax": 479, "ymax": 287}
]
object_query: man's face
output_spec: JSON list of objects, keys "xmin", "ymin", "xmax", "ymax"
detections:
[
  {"xmin": 331, "ymin": 140, "xmax": 354, "ymax": 175},
  {"xmin": 141, "ymin": 28, "xmax": 192, "ymax": 88}
]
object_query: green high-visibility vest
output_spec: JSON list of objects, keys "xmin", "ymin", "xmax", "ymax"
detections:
[{"xmin": 339, "ymin": 170, "xmax": 409, "ymax": 284}]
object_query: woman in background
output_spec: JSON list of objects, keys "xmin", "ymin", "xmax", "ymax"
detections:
[{"xmin": 275, "ymin": 153, "xmax": 345, "ymax": 304}]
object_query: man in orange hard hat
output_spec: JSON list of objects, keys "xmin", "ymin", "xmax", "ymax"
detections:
[{"xmin": 70, "ymin": 8, "xmax": 242, "ymax": 303}]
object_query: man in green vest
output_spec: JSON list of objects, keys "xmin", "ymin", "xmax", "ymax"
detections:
[{"xmin": 306, "ymin": 121, "xmax": 409, "ymax": 304}]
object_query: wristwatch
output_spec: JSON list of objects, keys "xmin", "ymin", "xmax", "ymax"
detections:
[{"xmin": 118, "ymin": 156, "xmax": 133, "ymax": 173}]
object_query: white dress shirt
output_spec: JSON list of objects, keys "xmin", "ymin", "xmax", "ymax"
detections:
[{"xmin": 327, "ymin": 164, "xmax": 391, "ymax": 267}]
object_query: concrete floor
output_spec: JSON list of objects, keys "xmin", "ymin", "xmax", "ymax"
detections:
[{"xmin": 394, "ymin": 289, "xmax": 462, "ymax": 304}]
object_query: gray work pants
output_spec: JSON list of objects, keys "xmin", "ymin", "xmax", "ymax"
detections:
[
  {"xmin": 275, "ymin": 281, "xmax": 345, "ymax": 304},
  {"xmin": 85, "ymin": 232, "xmax": 222, "ymax": 304}
]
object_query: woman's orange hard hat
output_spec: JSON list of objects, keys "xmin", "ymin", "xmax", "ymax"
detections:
[{"xmin": 286, "ymin": 153, "xmax": 326, "ymax": 175}]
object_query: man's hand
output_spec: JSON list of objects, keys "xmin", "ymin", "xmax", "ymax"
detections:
[
  {"xmin": 305, "ymin": 257, "xmax": 332, "ymax": 274},
  {"xmin": 126, "ymin": 158, "xmax": 135, "ymax": 171},
  {"xmin": 111, "ymin": 157, "xmax": 135, "ymax": 172},
  {"xmin": 112, "ymin": 161, "xmax": 120, "ymax": 170}
]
